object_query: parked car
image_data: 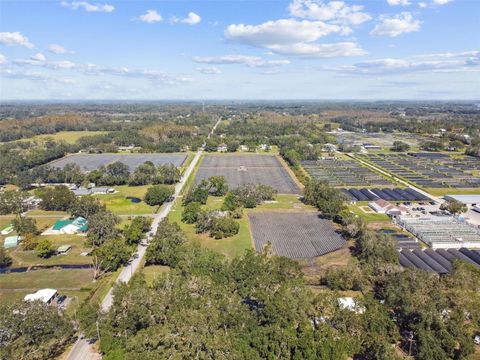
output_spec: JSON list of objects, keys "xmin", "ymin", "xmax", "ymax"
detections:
[
  {"xmin": 57, "ymin": 295, "xmax": 67, "ymax": 304},
  {"xmin": 474, "ymin": 335, "xmax": 480, "ymax": 345}
]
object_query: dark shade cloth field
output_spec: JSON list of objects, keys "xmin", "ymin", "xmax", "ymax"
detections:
[
  {"xmin": 359, "ymin": 153, "xmax": 480, "ymax": 189},
  {"xmin": 399, "ymin": 248, "xmax": 480, "ymax": 274},
  {"xmin": 49, "ymin": 153, "xmax": 187, "ymax": 171},
  {"xmin": 249, "ymin": 212, "xmax": 346, "ymax": 259},
  {"xmin": 195, "ymin": 154, "xmax": 300, "ymax": 194}
]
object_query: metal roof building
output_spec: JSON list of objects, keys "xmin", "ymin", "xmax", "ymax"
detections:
[
  {"xmin": 444, "ymin": 194, "xmax": 480, "ymax": 205},
  {"xmin": 24, "ymin": 289, "xmax": 57, "ymax": 304}
]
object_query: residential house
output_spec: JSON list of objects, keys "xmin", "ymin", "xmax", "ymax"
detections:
[
  {"xmin": 51, "ymin": 217, "xmax": 88, "ymax": 234},
  {"xmin": 217, "ymin": 143, "xmax": 228, "ymax": 152}
]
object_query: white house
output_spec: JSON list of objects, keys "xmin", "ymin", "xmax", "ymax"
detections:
[
  {"xmin": 369, "ymin": 199, "xmax": 407, "ymax": 216},
  {"xmin": 369, "ymin": 199, "xmax": 391, "ymax": 214},
  {"xmin": 217, "ymin": 143, "xmax": 228, "ymax": 152},
  {"xmin": 24, "ymin": 289, "xmax": 57, "ymax": 304}
]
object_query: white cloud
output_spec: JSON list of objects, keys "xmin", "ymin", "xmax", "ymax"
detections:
[
  {"xmin": 329, "ymin": 51, "xmax": 480, "ymax": 75},
  {"xmin": 181, "ymin": 12, "xmax": 201, "ymax": 25},
  {"xmin": 59, "ymin": 78, "xmax": 76, "ymax": 84},
  {"xmin": 139, "ymin": 10, "xmax": 163, "ymax": 24},
  {"xmin": 269, "ymin": 41, "xmax": 366, "ymax": 57},
  {"xmin": 48, "ymin": 44, "xmax": 73, "ymax": 54},
  {"xmin": 433, "ymin": 0, "xmax": 453, "ymax": 4},
  {"xmin": 196, "ymin": 66, "xmax": 222, "ymax": 74},
  {"xmin": 370, "ymin": 12, "xmax": 421, "ymax": 37},
  {"xmin": 0, "ymin": 32, "xmax": 34, "ymax": 48},
  {"xmin": 31, "ymin": 53, "xmax": 46, "ymax": 62},
  {"xmin": 288, "ymin": 0, "xmax": 371, "ymax": 25},
  {"xmin": 226, "ymin": 19, "xmax": 340, "ymax": 46},
  {"xmin": 61, "ymin": 1, "xmax": 114, "ymax": 13},
  {"xmin": 387, "ymin": 0, "xmax": 411, "ymax": 5},
  {"xmin": 193, "ymin": 54, "xmax": 290, "ymax": 68},
  {"xmin": 418, "ymin": 0, "xmax": 453, "ymax": 7},
  {"xmin": 14, "ymin": 53, "xmax": 47, "ymax": 65},
  {"xmin": 225, "ymin": 19, "xmax": 365, "ymax": 57},
  {"xmin": 0, "ymin": 53, "xmax": 6, "ymax": 65},
  {"xmin": 8, "ymin": 56, "xmax": 192, "ymax": 86}
]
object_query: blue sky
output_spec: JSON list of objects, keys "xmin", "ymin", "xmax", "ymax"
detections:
[{"xmin": 0, "ymin": 0, "xmax": 479, "ymax": 100}]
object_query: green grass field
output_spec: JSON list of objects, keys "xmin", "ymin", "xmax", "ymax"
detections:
[
  {"xmin": 96, "ymin": 185, "xmax": 158, "ymax": 215},
  {"xmin": 347, "ymin": 204, "xmax": 391, "ymax": 223},
  {"xmin": 27, "ymin": 131, "xmax": 107, "ymax": 144},
  {"xmin": 0, "ymin": 268, "xmax": 94, "ymax": 305},
  {"xmin": 169, "ymin": 194, "xmax": 314, "ymax": 258},
  {"xmin": 142, "ymin": 265, "xmax": 170, "ymax": 285},
  {"xmin": 424, "ymin": 188, "xmax": 480, "ymax": 196},
  {"xmin": 7, "ymin": 234, "xmax": 91, "ymax": 267}
]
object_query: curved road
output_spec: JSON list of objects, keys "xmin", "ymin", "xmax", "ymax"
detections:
[{"xmin": 66, "ymin": 118, "xmax": 220, "ymax": 360}]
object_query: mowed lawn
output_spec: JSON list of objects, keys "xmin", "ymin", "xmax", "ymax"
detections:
[
  {"xmin": 169, "ymin": 194, "xmax": 314, "ymax": 259},
  {"xmin": 0, "ymin": 268, "xmax": 94, "ymax": 305},
  {"xmin": 423, "ymin": 187, "xmax": 480, "ymax": 196},
  {"xmin": 95, "ymin": 185, "xmax": 158, "ymax": 215},
  {"xmin": 142, "ymin": 265, "xmax": 170, "ymax": 285},
  {"xmin": 7, "ymin": 234, "xmax": 91, "ymax": 267},
  {"xmin": 1, "ymin": 214, "xmax": 64, "ymax": 250},
  {"xmin": 347, "ymin": 203, "xmax": 390, "ymax": 223}
]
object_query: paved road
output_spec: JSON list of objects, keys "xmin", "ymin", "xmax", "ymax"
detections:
[
  {"xmin": 66, "ymin": 339, "xmax": 101, "ymax": 360},
  {"xmin": 66, "ymin": 118, "xmax": 219, "ymax": 360},
  {"xmin": 99, "ymin": 149, "xmax": 203, "ymax": 311}
]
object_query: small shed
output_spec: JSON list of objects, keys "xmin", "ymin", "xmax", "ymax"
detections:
[
  {"xmin": 1, "ymin": 224, "xmax": 13, "ymax": 235},
  {"xmin": 57, "ymin": 245, "xmax": 72, "ymax": 254},
  {"xmin": 4, "ymin": 236, "xmax": 21, "ymax": 249}
]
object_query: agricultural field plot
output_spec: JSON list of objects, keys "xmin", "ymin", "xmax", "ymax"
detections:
[
  {"xmin": 249, "ymin": 212, "xmax": 346, "ymax": 259},
  {"xmin": 195, "ymin": 154, "xmax": 300, "ymax": 194},
  {"xmin": 49, "ymin": 153, "xmax": 187, "ymax": 172},
  {"xmin": 359, "ymin": 153, "xmax": 480, "ymax": 189},
  {"xmin": 336, "ymin": 132, "xmax": 423, "ymax": 150},
  {"xmin": 302, "ymin": 159, "xmax": 392, "ymax": 187},
  {"xmin": 399, "ymin": 248, "xmax": 480, "ymax": 274},
  {"xmin": 340, "ymin": 187, "xmax": 430, "ymax": 202}
]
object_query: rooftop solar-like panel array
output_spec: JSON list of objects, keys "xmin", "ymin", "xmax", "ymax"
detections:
[
  {"xmin": 398, "ymin": 217, "xmax": 480, "ymax": 248},
  {"xmin": 302, "ymin": 159, "xmax": 392, "ymax": 187},
  {"xmin": 49, "ymin": 153, "xmax": 187, "ymax": 171},
  {"xmin": 399, "ymin": 248, "xmax": 480, "ymax": 274},
  {"xmin": 340, "ymin": 188, "xmax": 430, "ymax": 202},
  {"xmin": 359, "ymin": 153, "xmax": 480, "ymax": 189},
  {"xmin": 195, "ymin": 154, "xmax": 300, "ymax": 194},
  {"xmin": 249, "ymin": 212, "xmax": 346, "ymax": 259}
]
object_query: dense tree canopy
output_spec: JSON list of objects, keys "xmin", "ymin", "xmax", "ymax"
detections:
[{"xmin": 0, "ymin": 300, "xmax": 74, "ymax": 360}]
